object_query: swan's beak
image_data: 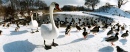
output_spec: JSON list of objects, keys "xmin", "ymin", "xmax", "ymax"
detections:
[{"xmin": 55, "ymin": 4, "xmax": 61, "ymax": 11}]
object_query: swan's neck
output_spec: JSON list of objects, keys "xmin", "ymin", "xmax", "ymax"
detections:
[
  {"xmin": 49, "ymin": 6, "xmax": 57, "ymax": 28},
  {"xmin": 31, "ymin": 14, "xmax": 33, "ymax": 21}
]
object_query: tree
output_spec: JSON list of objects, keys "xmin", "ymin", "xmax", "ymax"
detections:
[
  {"xmin": 0, "ymin": 0, "xmax": 2, "ymax": 4},
  {"xmin": 34, "ymin": 0, "xmax": 47, "ymax": 10},
  {"xmin": 84, "ymin": 0, "xmax": 100, "ymax": 11},
  {"xmin": 118, "ymin": 0, "xmax": 129, "ymax": 8}
]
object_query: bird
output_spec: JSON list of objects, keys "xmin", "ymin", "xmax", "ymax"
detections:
[
  {"xmin": 105, "ymin": 33, "xmax": 119, "ymax": 46},
  {"xmin": 116, "ymin": 46, "xmax": 128, "ymax": 52},
  {"xmin": 90, "ymin": 25, "xmax": 100, "ymax": 35},
  {"xmin": 29, "ymin": 11, "xmax": 39, "ymax": 33},
  {"xmin": 114, "ymin": 25, "xmax": 121, "ymax": 33},
  {"xmin": 0, "ymin": 30, "xmax": 2, "ymax": 35},
  {"xmin": 40, "ymin": 2, "xmax": 61, "ymax": 50},
  {"xmin": 107, "ymin": 27, "xmax": 114, "ymax": 36},
  {"xmin": 121, "ymin": 24, "xmax": 126, "ymax": 31},
  {"xmin": 121, "ymin": 30, "xmax": 129, "ymax": 39},
  {"xmin": 65, "ymin": 23, "xmax": 72, "ymax": 36},
  {"xmin": 6, "ymin": 22, "xmax": 10, "ymax": 28},
  {"xmin": 3, "ymin": 22, "xmax": 6, "ymax": 27},
  {"xmin": 15, "ymin": 23, "xmax": 20, "ymax": 32},
  {"xmin": 102, "ymin": 24, "xmax": 109, "ymax": 30},
  {"xmin": 82, "ymin": 27, "xmax": 88, "ymax": 39},
  {"xmin": 75, "ymin": 23, "xmax": 82, "ymax": 31}
]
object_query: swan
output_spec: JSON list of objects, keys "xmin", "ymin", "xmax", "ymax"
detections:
[
  {"xmin": 29, "ymin": 11, "xmax": 39, "ymax": 33},
  {"xmin": 40, "ymin": 2, "xmax": 61, "ymax": 50}
]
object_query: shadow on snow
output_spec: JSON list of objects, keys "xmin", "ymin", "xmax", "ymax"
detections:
[
  {"xmin": 3, "ymin": 40, "xmax": 36, "ymax": 52},
  {"xmin": 98, "ymin": 46, "xmax": 114, "ymax": 52},
  {"xmin": 10, "ymin": 30, "xmax": 28, "ymax": 35}
]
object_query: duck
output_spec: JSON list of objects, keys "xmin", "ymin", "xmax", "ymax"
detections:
[
  {"xmin": 6, "ymin": 22, "xmax": 10, "ymax": 28},
  {"xmin": 116, "ymin": 46, "xmax": 128, "ymax": 52},
  {"xmin": 40, "ymin": 2, "xmax": 61, "ymax": 50},
  {"xmin": 15, "ymin": 23, "xmax": 20, "ymax": 32},
  {"xmin": 2, "ymin": 22, "xmax": 6, "ymax": 27},
  {"xmin": 29, "ymin": 11, "xmax": 39, "ymax": 33},
  {"xmin": 114, "ymin": 25, "xmax": 121, "ymax": 33},
  {"xmin": 90, "ymin": 25, "xmax": 100, "ymax": 35},
  {"xmin": 121, "ymin": 30, "xmax": 129, "ymax": 39},
  {"xmin": 82, "ymin": 27, "xmax": 88, "ymax": 39},
  {"xmin": 65, "ymin": 23, "xmax": 72, "ymax": 36},
  {"xmin": 102, "ymin": 24, "xmax": 108, "ymax": 30},
  {"xmin": 0, "ymin": 30, "xmax": 2, "ymax": 35},
  {"xmin": 75, "ymin": 23, "xmax": 82, "ymax": 31},
  {"xmin": 107, "ymin": 27, "xmax": 114, "ymax": 36},
  {"xmin": 105, "ymin": 33, "xmax": 119, "ymax": 46},
  {"xmin": 121, "ymin": 24, "xmax": 126, "ymax": 31}
]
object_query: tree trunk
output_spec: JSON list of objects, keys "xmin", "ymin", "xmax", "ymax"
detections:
[{"xmin": 92, "ymin": 5, "xmax": 95, "ymax": 11}]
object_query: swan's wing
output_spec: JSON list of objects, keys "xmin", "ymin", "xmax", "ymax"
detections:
[
  {"xmin": 41, "ymin": 23, "xmax": 52, "ymax": 33},
  {"xmin": 29, "ymin": 20, "xmax": 38, "ymax": 28}
]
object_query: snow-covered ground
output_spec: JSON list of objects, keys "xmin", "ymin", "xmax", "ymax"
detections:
[
  {"xmin": 0, "ymin": 12, "xmax": 130, "ymax": 52},
  {"xmin": 95, "ymin": 6, "xmax": 130, "ymax": 18}
]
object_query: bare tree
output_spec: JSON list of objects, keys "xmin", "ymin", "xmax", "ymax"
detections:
[
  {"xmin": 84, "ymin": 0, "xmax": 100, "ymax": 11},
  {"xmin": 118, "ymin": 0, "xmax": 129, "ymax": 8},
  {"xmin": 0, "ymin": 0, "xmax": 2, "ymax": 4}
]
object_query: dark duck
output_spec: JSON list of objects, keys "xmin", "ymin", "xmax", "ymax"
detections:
[
  {"xmin": 87, "ymin": 25, "xmax": 91, "ymax": 30},
  {"xmin": 90, "ymin": 25, "xmax": 100, "ymax": 35},
  {"xmin": 102, "ymin": 24, "xmax": 109, "ymax": 30},
  {"xmin": 105, "ymin": 33, "xmax": 119, "ymax": 46},
  {"xmin": 65, "ymin": 23, "xmax": 72, "ymax": 35},
  {"xmin": 0, "ymin": 30, "xmax": 2, "ymax": 35},
  {"xmin": 116, "ymin": 46, "xmax": 128, "ymax": 52},
  {"xmin": 75, "ymin": 23, "xmax": 82, "ymax": 31},
  {"xmin": 107, "ymin": 27, "xmax": 114, "ymax": 36},
  {"xmin": 15, "ymin": 23, "xmax": 20, "ymax": 32},
  {"xmin": 6, "ymin": 23, "xmax": 10, "ymax": 28},
  {"xmin": 82, "ymin": 27, "xmax": 88, "ymax": 39},
  {"xmin": 114, "ymin": 25, "xmax": 121, "ymax": 33},
  {"xmin": 121, "ymin": 30, "xmax": 129, "ymax": 39},
  {"xmin": 121, "ymin": 24, "xmax": 126, "ymax": 31}
]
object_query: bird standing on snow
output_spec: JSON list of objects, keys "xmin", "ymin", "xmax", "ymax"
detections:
[
  {"xmin": 29, "ymin": 11, "xmax": 39, "ymax": 33},
  {"xmin": 105, "ymin": 33, "xmax": 119, "ymax": 46},
  {"xmin": 0, "ymin": 30, "xmax": 2, "ymax": 35},
  {"xmin": 6, "ymin": 23, "xmax": 10, "ymax": 28},
  {"xmin": 75, "ymin": 23, "xmax": 82, "ymax": 31},
  {"xmin": 114, "ymin": 25, "xmax": 121, "ymax": 33},
  {"xmin": 107, "ymin": 27, "xmax": 114, "ymax": 36},
  {"xmin": 116, "ymin": 46, "xmax": 128, "ymax": 52},
  {"xmin": 82, "ymin": 27, "xmax": 88, "ymax": 39},
  {"xmin": 121, "ymin": 24, "xmax": 126, "ymax": 31},
  {"xmin": 90, "ymin": 25, "xmax": 100, "ymax": 35},
  {"xmin": 15, "ymin": 23, "xmax": 20, "ymax": 32},
  {"xmin": 121, "ymin": 30, "xmax": 129, "ymax": 39},
  {"xmin": 65, "ymin": 23, "xmax": 72, "ymax": 36},
  {"xmin": 40, "ymin": 2, "xmax": 61, "ymax": 50}
]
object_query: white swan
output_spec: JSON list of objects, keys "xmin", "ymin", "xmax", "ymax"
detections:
[
  {"xmin": 29, "ymin": 11, "xmax": 39, "ymax": 33},
  {"xmin": 41, "ymin": 2, "xmax": 61, "ymax": 50}
]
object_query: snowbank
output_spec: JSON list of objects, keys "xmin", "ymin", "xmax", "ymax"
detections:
[{"xmin": 95, "ymin": 6, "xmax": 130, "ymax": 18}]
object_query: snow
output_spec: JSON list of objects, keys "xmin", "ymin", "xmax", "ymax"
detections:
[
  {"xmin": 0, "ymin": 11, "xmax": 130, "ymax": 52},
  {"xmin": 95, "ymin": 6, "xmax": 130, "ymax": 18}
]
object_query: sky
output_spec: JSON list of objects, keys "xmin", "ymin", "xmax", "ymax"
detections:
[{"xmin": 43, "ymin": 0, "xmax": 130, "ymax": 11}]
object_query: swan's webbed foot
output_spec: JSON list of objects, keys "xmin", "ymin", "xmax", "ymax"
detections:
[
  {"xmin": 51, "ymin": 42, "xmax": 58, "ymax": 47},
  {"xmin": 44, "ymin": 45, "xmax": 52, "ymax": 50}
]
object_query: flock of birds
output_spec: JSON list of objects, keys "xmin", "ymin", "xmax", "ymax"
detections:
[
  {"xmin": 0, "ymin": 2, "xmax": 129, "ymax": 52},
  {"xmin": 64, "ymin": 20, "xmax": 129, "ymax": 52}
]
